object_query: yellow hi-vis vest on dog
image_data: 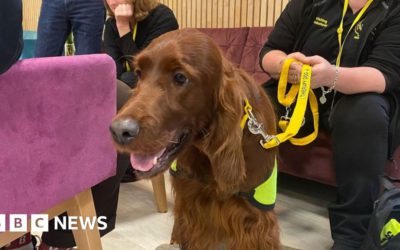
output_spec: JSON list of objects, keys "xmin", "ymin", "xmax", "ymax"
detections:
[{"xmin": 170, "ymin": 159, "xmax": 277, "ymax": 211}]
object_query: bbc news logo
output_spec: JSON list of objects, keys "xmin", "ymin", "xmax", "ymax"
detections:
[{"xmin": 0, "ymin": 214, "xmax": 107, "ymax": 232}]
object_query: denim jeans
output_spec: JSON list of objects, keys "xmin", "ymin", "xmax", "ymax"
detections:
[{"xmin": 35, "ymin": 0, "xmax": 105, "ymax": 57}]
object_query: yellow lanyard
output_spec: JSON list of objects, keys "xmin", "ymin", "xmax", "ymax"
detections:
[
  {"xmin": 125, "ymin": 23, "xmax": 138, "ymax": 72},
  {"xmin": 336, "ymin": 0, "xmax": 374, "ymax": 66}
]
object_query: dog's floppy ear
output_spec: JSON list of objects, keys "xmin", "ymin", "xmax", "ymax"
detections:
[{"xmin": 206, "ymin": 60, "xmax": 246, "ymax": 195}]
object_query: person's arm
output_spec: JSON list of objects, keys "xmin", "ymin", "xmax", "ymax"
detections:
[
  {"xmin": 259, "ymin": 0, "xmax": 308, "ymax": 82},
  {"xmin": 103, "ymin": 18, "xmax": 125, "ymax": 77},
  {"xmin": 138, "ymin": 6, "xmax": 179, "ymax": 49},
  {"xmin": 302, "ymin": 10, "xmax": 400, "ymax": 94},
  {"xmin": 299, "ymin": 55, "xmax": 386, "ymax": 93},
  {"xmin": 0, "ymin": 0, "xmax": 23, "ymax": 74},
  {"xmin": 262, "ymin": 51, "xmax": 307, "ymax": 84},
  {"xmin": 114, "ymin": 3, "xmax": 134, "ymax": 37},
  {"xmin": 116, "ymin": 5, "xmax": 179, "ymax": 58},
  {"xmin": 361, "ymin": 9, "xmax": 400, "ymax": 93},
  {"xmin": 335, "ymin": 67, "xmax": 385, "ymax": 94}
]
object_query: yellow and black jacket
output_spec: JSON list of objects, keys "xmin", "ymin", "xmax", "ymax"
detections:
[{"xmin": 260, "ymin": 0, "xmax": 400, "ymax": 158}]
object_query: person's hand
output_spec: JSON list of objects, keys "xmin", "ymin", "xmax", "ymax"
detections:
[
  {"xmin": 302, "ymin": 55, "xmax": 336, "ymax": 89},
  {"xmin": 281, "ymin": 52, "xmax": 307, "ymax": 84},
  {"xmin": 115, "ymin": 3, "xmax": 135, "ymax": 37}
]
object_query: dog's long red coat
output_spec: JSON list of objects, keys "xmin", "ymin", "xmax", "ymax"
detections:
[{"xmin": 113, "ymin": 29, "xmax": 280, "ymax": 249}]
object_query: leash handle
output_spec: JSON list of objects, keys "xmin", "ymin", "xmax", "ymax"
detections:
[{"xmin": 263, "ymin": 59, "xmax": 319, "ymax": 148}]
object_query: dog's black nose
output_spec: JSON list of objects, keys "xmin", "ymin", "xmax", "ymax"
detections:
[{"xmin": 109, "ymin": 118, "xmax": 140, "ymax": 145}]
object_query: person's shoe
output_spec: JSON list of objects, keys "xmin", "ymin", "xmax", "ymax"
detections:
[
  {"xmin": 121, "ymin": 168, "xmax": 139, "ymax": 183},
  {"xmin": 38, "ymin": 242, "xmax": 72, "ymax": 250},
  {"xmin": 331, "ymin": 242, "xmax": 359, "ymax": 250},
  {"xmin": 1, "ymin": 233, "xmax": 34, "ymax": 250}
]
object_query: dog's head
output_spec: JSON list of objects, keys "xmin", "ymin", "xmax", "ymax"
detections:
[{"xmin": 110, "ymin": 29, "xmax": 247, "ymax": 189}]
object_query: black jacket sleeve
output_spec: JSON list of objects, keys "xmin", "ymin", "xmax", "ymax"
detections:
[
  {"xmin": 117, "ymin": 5, "xmax": 179, "ymax": 57},
  {"xmin": 362, "ymin": 6, "xmax": 400, "ymax": 93},
  {"xmin": 259, "ymin": 0, "xmax": 309, "ymax": 68},
  {"xmin": 103, "ymin": 19, "xmax": 125, "ymax": 77},
  {"xmin": 0, "ymin": 0, "xmax": 23, "ymax": 74},
  {"xmin": 103, "ymin": 4, "xmax": 178, "ymax": 79}
]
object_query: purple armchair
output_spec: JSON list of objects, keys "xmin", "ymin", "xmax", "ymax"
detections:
[{"xmin": 0, "ymin": 54, "xmax": 117, "ymax": 249}]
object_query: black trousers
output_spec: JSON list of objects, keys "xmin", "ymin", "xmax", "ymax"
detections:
[
  {"xmin": 42, "ymin": 80, "xmax": 132, "ymax": 247},
  {"xmin": 329, "ymin": 93, "xmax": 390, "ymax": 249},
  {"xmin": 264, "ymin": 84, "xmax": 391, "ymax": 249}
]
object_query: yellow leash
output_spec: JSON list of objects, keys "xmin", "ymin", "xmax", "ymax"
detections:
[
  {"xmin": 240, "ymin": 58, "xmax": 318, "ymax": 149},
  {"xmin": 275, "ymin": 58, "xmax": 319, "ymax": 146},
  {"xmin": 243, "ymin": 58, "xmax": 318, "ymax": 149}
]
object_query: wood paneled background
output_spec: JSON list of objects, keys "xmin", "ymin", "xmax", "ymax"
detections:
[
  {"xmin": 159, "ymin": 0, "xmax": 288, "ymax": 28},
  {"xmin": 22, "ymin": 0, "xmax": 288, "ymax": 31},
  {"xmin": 23, "ymin": 0, "xmax": 42, "ymax": 31}
]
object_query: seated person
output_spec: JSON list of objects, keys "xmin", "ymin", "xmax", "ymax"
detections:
[
  {"xmin": 259, "ymin": 0, "xmax": 400, "ymax": 249},
  {"xmin": 103, "ymin": 0, "xmax": 179, "ymax": 183},
  {"xmin": 0, "ymin": 0, "xmax": 23, "ymax": 75},
  {"xmin": 38, "ymin": 1, "xmax": 178, "ymax": 249},
  {"xmin": 103, "ymin": 0, "xmax": 179, "ymax": 88}
]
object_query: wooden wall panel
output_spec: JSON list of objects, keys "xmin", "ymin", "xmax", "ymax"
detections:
[
  {"xmin": 24, "ymin": 0, "xmax": 288, "ymax": 31},
  {"xmin": 160, "ymin": 0, "xmax": 288, "ymax": 28},
  {"xmin": 22, "ymin": 0, "xmax": 42, "ymax": 31}
]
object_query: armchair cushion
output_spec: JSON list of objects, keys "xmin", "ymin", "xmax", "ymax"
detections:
[
  {"xmin": 198, "ymin": 27, "xmax": 250, "ymax": 67},
  {"xmin": 0, "ymin": 54, "xmax": 117, "ymax": 216},
  {"xmin": 240, "ymin": 27, "xmax": 273, "ymax": 84}
]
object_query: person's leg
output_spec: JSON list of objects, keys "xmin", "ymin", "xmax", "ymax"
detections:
[
  {"xmin": 328, "ymin": 93, "xmax": 391, "ymax": 249},
  {"xmin": 69, "ymin": 0, "xmax": 105, "ymax": 55},
  {"xmin": 35, "ymin": 0, "xmax": 70, "ymax": 57},
  {"xmin": 41, "ymin": 80, "xmax": 133, "ymax": 247},
  {"xmin": 117, "ymin": 79, "xmax": 133, "ymax": 110},
  {"xmin": 116, "ymin": 79, "xmax": 139, "ymax": 182},
  {"xmin": 40, "ymin": 155, "xmax": 130, "ymax": 247}
]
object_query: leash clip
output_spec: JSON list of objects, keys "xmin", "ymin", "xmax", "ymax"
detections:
[
  {"xmin": 247, "ymin": 109, "xmax": 275, "ymax": 146},
  {"xmin": 280, "ymin": 106, "xmax": 306, "ymax": 127},
  {"xmin": 280, "ymin": 106, "xmax": 291, "ymax": 121},
  {"xmin": 260, "ymin": 136, "xmax": 280, "ymax": 147}
]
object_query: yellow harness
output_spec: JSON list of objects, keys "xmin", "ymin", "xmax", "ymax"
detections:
[
  {"xmin": 238, "ymin": 99, "xmax": 277, "ymax": 210},
  {"xmin": 171, "ymin": 60, "xmax": 316, "ymax": 210},
  {"xmin": 170, "ymin": 158, "xmax": 277, "ymax": 211},
  {"xmin": 235, "ymin": 59, "xmax": 318, "ymax": 209}
]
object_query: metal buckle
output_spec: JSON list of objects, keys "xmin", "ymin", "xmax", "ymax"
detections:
[
  {"xmin": 260, "ymin": 136, "xmax": 280, "ymax": 147},
  {"xmin": 280, "ymin": 106, "xmax": 291, "ymax": 121},
  {"xmin": 247, "ymin": 109, "xmax": 274, "ymax": 146}
]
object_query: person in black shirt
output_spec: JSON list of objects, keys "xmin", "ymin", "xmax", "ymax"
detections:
[
  {"xmin": 260, "ymin": 0, "xmax": 400, "ymax": 249},
  {"xmin": 38, "ymin": 2, "xmax": 177, "ymax": 249},
  {"xmin": 103, "ymin": 0, "xmax": 178, "ymax": 183},
  {"xmin": 0, "ymin": 0, "xmax": 23, "ymax": 75},
  {"xmin": 103, "ymin": 0, "xmax": 179, "ymax": 88}
]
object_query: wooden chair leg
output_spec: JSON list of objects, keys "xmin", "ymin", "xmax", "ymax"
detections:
[
  {"xmin": 68, "ymin": 189, "xmax": 102, "ymax": 250},
  {"xmin": 0, "ymin": 232, "xmax": 26, "ymax": 247},
  {"xmin": 151, "ymin": 174, "xmax": 168, "ymax": 213}
]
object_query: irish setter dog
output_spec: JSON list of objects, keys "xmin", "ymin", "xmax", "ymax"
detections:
[{"xmin": 110, "ymin": 29, "xmax": 280, "ymax": 249}]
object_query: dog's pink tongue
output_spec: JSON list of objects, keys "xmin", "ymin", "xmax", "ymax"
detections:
[{"xmin": 130, "ymin": 149, "xmax": 165, "ymax": 172}]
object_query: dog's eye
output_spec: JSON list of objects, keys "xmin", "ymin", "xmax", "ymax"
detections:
[
  {"xmin": 173, "ymin": 73, "xmax": 188, "ymax": 86},
  {"xmin": 135, "ymin": 70, "xmax": 142, "ymax": 79}
]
